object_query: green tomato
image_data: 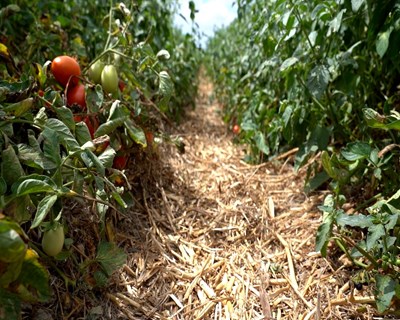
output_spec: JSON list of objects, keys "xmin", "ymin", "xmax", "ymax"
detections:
[
  {"xmin": 42, "ymin": 224, "xmax": 64, "ymax": 257},
  {"xmin": 101, "ymin": 65, "xmax": 119, "ymax": 95},
  {"xmin": 88, "ymin": 60, "xmax": 104, "ymax": 84}
]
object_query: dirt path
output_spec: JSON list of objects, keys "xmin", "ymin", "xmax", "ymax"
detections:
[{"xmin": 109, "ymin": 78, "xmax": 378, "ymax": 319}]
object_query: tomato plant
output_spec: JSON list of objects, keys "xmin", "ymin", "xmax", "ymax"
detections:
[
  {"xmin": 51, "ymin": 55, "xmax": 81, "ymax": 87},
  {"xmin": 0, "ymin": 0, "xmax": 201, "ymax": 318}
]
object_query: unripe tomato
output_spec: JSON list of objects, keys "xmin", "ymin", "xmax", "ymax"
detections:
[
  {"xmin": 232, "ymin": 124, "xmax": 240, "ymax": 134},
  {"xmin": 88, "ymin": 60, "xmax": 104, "ymax": 84},
  {"xmin": 113, "ymin": 155, "xmax": 129, "ymax": 170},
  {"xmin": 67, "ymin": 83, "xmax": 86, "ymax": 108},
  {"xmin": 42, "ymin": 224, "xmax": 64, "ymax": 257},
  {"xmin": 101, "ymin": 65, "xmax": 119, "ymax": 95},
  {"xmin": 51, "ymin": 56, "xmax": 81, "ymax": 87}
]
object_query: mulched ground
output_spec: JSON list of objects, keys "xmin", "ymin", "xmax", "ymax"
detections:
[
  {"xmin": 102, "ymin": 77, "xmax": 382, "ymax": 320},
  {"xmin": 27, "ymin": 77, "xmax": 385, "ymax": 320}
]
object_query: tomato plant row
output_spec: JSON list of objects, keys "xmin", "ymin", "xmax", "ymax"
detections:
[
  {"xmin": 206, "ymin": 0, "xmax": 400, "ymax": 314},
  {"xmin": 0, "ymin": 1, "xmax": 201, "ymax": 318}
]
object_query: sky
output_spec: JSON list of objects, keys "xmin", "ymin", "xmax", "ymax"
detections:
[{"xmin": 174, "ymin": 0, "xmax": 237, "ymax": 47}]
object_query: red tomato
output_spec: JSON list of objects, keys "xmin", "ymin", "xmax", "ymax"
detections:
[
  {"xmin": 118, "ymin": 80, "xmax": 126, "ymax": 92},
  {"xmin": 113, "ymin": 155, "xmax": 129, "ymax": 170},
  {"xmin": 84, "ymin": 116, "xmax": 99, "ymax": 139},
  {"xmin": 145, "ymin": 131, "xmax": 154, "ymax": 146},
  {"xmin": 67, "ymin": 83, "xmax": 86, "ymax": 108},
  {"xmin": 51, "ymin": 55, "xmax": 81, "ymax": 87},
  {"xmin": 73, "ymin": 115, "xmax": 83, "ymax": 122},
  {"xmin": 232, "ymin": 124, "xmax": 240, "ymax": 134}
]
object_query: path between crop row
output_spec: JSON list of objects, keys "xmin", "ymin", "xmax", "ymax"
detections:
[{"xmin": 110, "ymin": 78, "xmax": 378, "ymax": 320}]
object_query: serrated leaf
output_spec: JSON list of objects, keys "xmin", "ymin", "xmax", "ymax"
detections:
[
  {"xmin": 54, "ymin": 106, "xmax": 75, "ymax": 131},
  {"xmin": 95, "ymin": 241, "xmax": 126, "ymax": 277},
  {"xmin": 31, "ymin": 194, "xmax": 58, "ymax": 229}
]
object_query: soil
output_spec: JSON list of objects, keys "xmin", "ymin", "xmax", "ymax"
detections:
[{"xmin": 29, "ymin": 77, "xmax": 383, "ymax": 320}]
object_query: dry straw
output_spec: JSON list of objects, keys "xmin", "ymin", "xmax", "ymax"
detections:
[{"xmin": 106, "ymin": 77, "xmax": 380, "ymax": 320}]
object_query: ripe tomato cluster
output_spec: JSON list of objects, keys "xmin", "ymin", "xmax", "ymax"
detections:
[{"xmin": 50, "ymin": 55, "xmax": 128, "ymax": 170}]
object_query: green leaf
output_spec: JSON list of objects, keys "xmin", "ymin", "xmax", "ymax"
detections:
[
  {"xmin": 305, "ymin": 171, "xmax": 330, "ymax": 193},
  {"xmin": 53, "ymin": 106, "xmax": 75, "ymax": 131},
  {"xmin": 351, "ymin": 0, "xmax": 365, "ymax": 12},
  {"xmin": 341, "ymin": 142, "xmax": 371, "ymax": 161},
  {"xmin": 315, "ymin": 213, "xmax": 334, "ymax": 256},
  {"xmin": 0, "ymin": 227, "xmax": 26, "ymax": 263},
  {"xmin": 94, "ymin": 117, "xmax": 126, "ymax": 138},
  {"xmin": 95, "ymin": 241, "xmax": 127, "ymax": 277},
  {"xmin": 4, "ymin": 195, "xmax": 32, "ymax": 222},
  {"xmin": 111, "ymin": 191, "xmax": 127, "ymax": 209},
  {"xmin": 16, "ymin": 249, "xmax": 51, "ymax": 303},
  {"xmin": 375, "ymin": 274, "xmax": 397, "ymax": 313},
  {"xmin": 83, "ymin": 150, "xmax": 105, "ymax": 176},
  {"xmin": 41, "ymin": 128, "xmax": 62, "ymax": 166},
  {"xmin": 306, "ymin": 65, "xmax": 330, "ymax": 99},
  {"xmin": 1, "ymin": 145, "xmax": 24, "ymax": 186},
  {"xmin": 254, "ymin": 131, "xmax": 270, "ymax": 155},
  {"xmin": 3, "ymin": 98, "xmax": 34, "ymax": 117},
  {"xmin": 124, "ymin": 120, "xmax": 147, "ymax": 147},
  {"xmin": 280, "ymin": 57, "xmax": 299, "ymax": 72},
  {"xmin": 97, "ymin": 147, "xmax": 116, "ymax": 168},
  {"xmin": 366, "ymin": 224, "xmax": 385, "ymax": 250},
  {"xmin": 159, "ymin": 71, "xmax": 173, "ymax": 98},
  {"xmin": 45, "ymin": 118, "xmax": 80, "ymax": 152},
  {"xmin": 376, "ymin": 27, "xmax": 393, "ymax": 58},
  {"xmin": 0, "ymin": 288, "xmax": 20, "ymax": 320},
  {"xmin": 17, "ymin": 143, "xmax": 57, "ymax": 170},
  {"xmin": 30, "ymin": 194, "xmax": 58, "ymax": 229},
  {"xmin": 75, "ymin": 121, "xmax": 92, "ymax": 145},
  {"xmin": 336, "ymin": 212, "xmax": 373, "ymax": 228},
  {"xmin": 13, "ymin": 175, "xmax": 57, "ymax": 196}
]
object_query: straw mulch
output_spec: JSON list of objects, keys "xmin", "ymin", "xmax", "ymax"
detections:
[{"xmin": 107, "ymin": 79, "xmax": 382, "ymax": 320}]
